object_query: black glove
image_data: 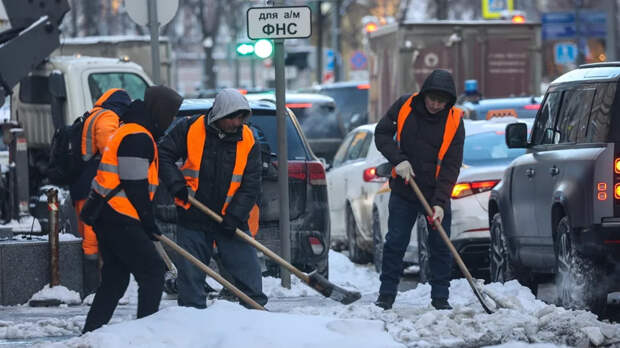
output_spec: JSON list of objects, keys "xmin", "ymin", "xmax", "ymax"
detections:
[
  {"xmin": 145, "ymin": 223, "xmax": 162, "ymax": 241},
  {"xmin": 220, "ymin": 214, "xmax": 241, "ymax": 237},
  {"xmin": 174, "ymin": 186, "xmax": 189, "ymax": 204}
]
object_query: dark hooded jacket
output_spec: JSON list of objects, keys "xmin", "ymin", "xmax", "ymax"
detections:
[
  {"xmin": 374, "ymin": 69, "xmax": 465, "ymax": 209},
  {"xmin": 97, "ymin": 86, "xmax": 182, "ymax": 232},
  {"xmin": 70, "ymin": 89, "xmax": 130, "ymax": 201},
  {"xmin": 158, "ymin": 90, "xmax": 261, "ymax": 232}
]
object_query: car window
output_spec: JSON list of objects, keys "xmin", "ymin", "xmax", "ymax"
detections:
[
  {"xmin": 319, "ymin": 86, "xmax": 368, "ymax": 132},
  {"xmin": 247, "ymin": 110, "xmax": 308, "ymax": 160},
  {"xmin": 289, "ymin": 103, "xmax": 340, "ymax": 139},
  {"xmin": 555, "ymin": 87, "xmax": 595, "ymax": 144},
  {"xmin": 19, "ymin": 76, "xmax": 51, "ymax": 104},
  {"xmin": 587, "ymin": 82, "xmax": 616, "ymax": 142},
  {"xmin": 463, "ymin": 131, "xmax": 527, "ymax": 166},
  {"xmin": 531, "ymin": 91, "xmax": 562, "ymax": 145},
  {"xmin": 332, "ymin": 131, "xmax": 356, "ymax": 168},
  {"xmin": 344, "ymin": 131, "xmax": 371, "ymax": 161},
  {"xmin": 88, "ymin": 73, "xmax": 148, "ymax": 103}
]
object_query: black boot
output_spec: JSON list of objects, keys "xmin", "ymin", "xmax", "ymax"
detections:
[
  {"xmin": 431, "ymin": 298, "xmax": 452, "ymax": 310},
  {"xmin": 374, "ymin": 293, "xmax": 395, "ymax": 310},
  {"xmin": 83, "ymin": 255, "xmax": 100, "ymax": 297}
]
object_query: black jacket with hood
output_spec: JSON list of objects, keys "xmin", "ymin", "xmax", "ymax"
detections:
[
  {"xmin": 158, "ymin": 89, "xmax": 261, "ymax": 232},
  {"xmin": 97, "ymin": 86, "xmax": 182, "ymax": 233},
  {"xmin": 374, "ymin": 69, "xmax": 465, "ymax": 209}
]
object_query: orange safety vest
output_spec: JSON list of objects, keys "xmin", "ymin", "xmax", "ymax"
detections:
[
  {"xmin": 174, "ymin": 115, "xmax": 256, "ymax": 215},
  {"xmin": 81, "ymin": 109, "xmax": 110, "ymax": 161},
  {"xmin": 92, "ymin": 124, "xmax": 159, "ymax": 220},
  {"xmin": 394, "ymin": 93, "xmax": 462, "ymax": 179}
]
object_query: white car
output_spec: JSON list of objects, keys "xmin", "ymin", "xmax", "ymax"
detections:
[
  {"xmin": 372, "ymin": 117, "xmax": 532, "ymax": 278},
  {"xmin": 326, "ymin": 123, "xmax": 387, "ymax": 263}
]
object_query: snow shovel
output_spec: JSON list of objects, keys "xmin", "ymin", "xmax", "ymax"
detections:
[
  {"xmin": 154, "ymin": 241, "xmax": 178, "ymax": 277},
  {"xmin": 188, "ymin": 195, "xmax": 362, "ymax": 305},
  {"xmin": 407, "ymin": 179, "xmax": 495, "ymax": 314},
  {"xmin": 156, "ymin": 234, "xmax": 266, "ymax": 311}
]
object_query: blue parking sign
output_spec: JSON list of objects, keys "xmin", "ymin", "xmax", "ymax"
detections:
[{"xmin": 554, "ymin": 42, "xmax": 577, "ymax": 65}]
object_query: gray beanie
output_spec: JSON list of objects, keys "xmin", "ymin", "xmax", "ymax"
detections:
[{"xmin": 208, "ymin": 88, "xmax": 251, "ymax": 124}]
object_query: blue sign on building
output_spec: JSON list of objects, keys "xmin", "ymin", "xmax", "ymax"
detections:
[
  {"xmin": 542, "ymin": 11, "xmax": 606, "ymax": 40},
  {"xmin": 554, "ymin": 42, "xmax": 577, "ymax": 65},
  {"xmin": 349, "ymin": 51, "xmax": 367, "ymax": 70}
]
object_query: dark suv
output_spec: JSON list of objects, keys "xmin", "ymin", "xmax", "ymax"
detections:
[
  {"xmin": 488, "ymin": 63, "xmax": 620, "ymax": 315},
  {"xmin": 156, "ymin": 99, "xmax": 330, "ymax": 277}
]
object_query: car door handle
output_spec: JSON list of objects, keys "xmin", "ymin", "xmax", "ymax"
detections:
[
  {"xmin": 525, "ymin": 168, "xmax": 535, "ymax": 178},
  {"xmin": 549, "ymin": 166, "xmax": 560, "ymax": 176}
]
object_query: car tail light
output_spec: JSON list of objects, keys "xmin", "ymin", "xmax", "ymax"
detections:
[
  {"xmin": 363, "ymin": 167, "xmax": 386, "ymax": 182},
  {"xmin": 615, "ymin": 183, "xmax": 620, "ymax": 200},
  {"xmin": 451, "ymin": 180, "xmax": 499, "ymax": 199},
  {"xmin": 357, "ymin": 83, "xmax": 370, "ymax": 90},
  {"xmin": 615, "ymin": 158, "xmax": 620, "ymax": 174},
  {"xmin": 307, "ymin": 161, "xmax": 326, "ymax": 185},
  {"xmin": 308, "ymin": 236, "xmax": 325, "ymax": 255},
  {"xmin": 288, "ymin": 162, "xmax": 306, "ymax": 181},
  {"xmin": 286, "ymin": 103, "xmax": 312, "ymax": 108},
  {"xmin": 523, "ymin": 104, "xmax": 540, "ymax": 110}
]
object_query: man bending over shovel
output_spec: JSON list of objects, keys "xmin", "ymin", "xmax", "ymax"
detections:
[{"xmin": 158, "ymin": 88, "xmax": 268, "ymax": 308}]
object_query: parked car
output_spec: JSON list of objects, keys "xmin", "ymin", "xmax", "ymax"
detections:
[
  {"xmin": 155, "ymin": 98, "xmax": 330, "ymax": 277},
  {"xmin": 372, "ymin": 118, "xmax": 531, "ymax": 277},
  {"xmin": 326, "ymin": 123, "xmax": 387, "ymax": 263},
  {"xmin": 458, "ymin": 96, "xmax": 542, "ymax": 120},
  {"xmin": 245, "ymin": 93, "xmax": 341, "ymax": 162},
  {"xmin": 308, "ymin": 81, "xmax": 369, "ymax": 136},
  {"xmin": 489, "ymin": 62, "xmax": 620, "ymax": 315}
]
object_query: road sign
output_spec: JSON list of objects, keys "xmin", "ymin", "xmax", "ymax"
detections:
[
  {"xmin": 554, "ymin": 42, "xmax": 577, "ymax": 65},
  {"xmin": 482, "ymin": 0, "xmax": 513, "ymax": 19},
  {"xmin": 349, "ymin": 51, "xmax": 367, "ymax": 70},
  {"xmin": 325, "ymin": 49, "xmax": 335, "ymax": 71},
  {"xmin": 125, "ymin": 0, "xmax": 178, "ymax": 26},
  {"xmin": 247, "ymin": 6, "xmax": 312, "ymax": 40},
  {"xmin": 542, "ymin": 11, "xmax": 606, "ymax": 40}
]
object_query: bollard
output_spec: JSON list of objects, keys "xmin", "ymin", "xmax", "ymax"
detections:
[{"xmin": 47, "ymin": 188, "xmax": 60, "ymax": 287}]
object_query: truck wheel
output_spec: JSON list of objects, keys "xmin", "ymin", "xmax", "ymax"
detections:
[
  {"xmin": 372, "ymin": 209, "xmax": 383, "ymax": 273},
  {"xmin": 489, "ymin": 213, "xmax": 517, "ymax": 283},
  {"xmin": 417, "ymin": 215, "xmax": 430, "ymax": 283},
  {"xmin": 555, "ymin": 216, "xmax": 607, "ymax": 315},
  {"xmin": 346, "ymin": 206, "xmax": 371, "ymax": 264}
]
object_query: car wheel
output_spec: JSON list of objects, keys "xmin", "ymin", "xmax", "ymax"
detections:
[
  {"xmin": 555, "ymin": 216, "xmax": 606, "ymax": 315},
  {"xmin": 372, "ymin": 208, "xmax": 383, "ymax": 273},
  {"xmin": 417, "ymin": 215, "xmax": 430, "ymax": 283},
  {"xmin": 346, "ymin": 206, "xmax": 371, "ymax": 264},
  {"xmin": 489, "ymin": 213, "xmax": 517, "ymax": 283}
]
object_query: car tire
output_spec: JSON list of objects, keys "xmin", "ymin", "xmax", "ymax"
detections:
[
  {"xmin": 346, "ymin": 206, "xmax": 371, "ymax": 264},
  {"xmin": 417, "ymin": 215, "xmax": 430, "ymax": 283},
  {"xmin": 554, "ymin": 216, "xmax": 607, "ymax": 315},
  {"xmin": 372, "ymin": 208, "xmax": 383, "ymax": 273},
  {"xmin": 489, "ymin": 213, "xmax": 518, "ymax": 283}
]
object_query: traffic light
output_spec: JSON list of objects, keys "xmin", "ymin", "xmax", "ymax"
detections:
[
  {"xmin": 254, "ymin": 39, "xmax": 273, "ymax": 59},
  {"xmin": 236, "ymin": 43, "xmax": 254, "ymax": 56}
]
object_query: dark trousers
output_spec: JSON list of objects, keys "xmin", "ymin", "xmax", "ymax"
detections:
[
  {"xmin": 379, "ymin": 193, "xmax": 452, "ymax": 299},
  {"xmin": 82, "ymin": 222, "xmax": 165, "ymax": 333},
  {"xmin": 176, "ymin": 224, "xmax": 267, "ymax": 309}
]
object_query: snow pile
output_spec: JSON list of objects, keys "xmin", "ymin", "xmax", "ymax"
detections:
[
  {"xmin": 290, "ymin": 279, "xmax": 620, "ymax": 347},
  {"xmin": 328, "ymin": 250, "xmax": 380, "ymax": 294},
  {"xmin": 0, "ymin": 316, "xmax": 84, "ymax": 340},
  {"xmin": 13, "ymin": 233, "xmax": 80, "ymax": 242},
  {"xmin": 2, "ymin": 216, "xmax": 42, "ymax": 233},
  {"xmin": 40, "ymin": 302, "xmax": 404, "ymax": 348},
  {"xmin": 30, "ymin": 285, "xmax": 81, "ymax": 306}
]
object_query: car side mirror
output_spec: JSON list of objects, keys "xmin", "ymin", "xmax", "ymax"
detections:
[
  {"xmin": 505, "ymin": 123, "xmax": 528, "ymax": 148},
  {"xmin": 375, "ymin": 162, "xmax": 393, "ymax": 178}
]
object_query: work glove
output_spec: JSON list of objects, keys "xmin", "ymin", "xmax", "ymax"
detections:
[
  {"xmin": 220, "ymin": 214, "xmax": 241, "ymax": 237},
  {"xmin": 174, "ymin": 186, "xmax": 189, "ymax": 204},
  {"xmin": 145, "ymin": 223, "xmax": 163, "ymax": 241},
  {"xmin": 395, "ymin": 160, "xmax": 415, "ymax": 183},
  {"xmin": 426, "ymin": 205, "xmax": 444, "ymax": 228}
]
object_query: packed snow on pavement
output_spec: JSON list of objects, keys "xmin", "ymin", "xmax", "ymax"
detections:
[{"xmin": 0, "ymin": 251, "xmax": 618, "ymax": 347}]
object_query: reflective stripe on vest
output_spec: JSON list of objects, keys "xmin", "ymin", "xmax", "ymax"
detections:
[
  {"xmin": 92, "ymin": 123, "xmax": 159, "ymax": 220},
  {"xmin": 81, "ymin": 108, "xmax": 109, "ymax": 161},
  {"xmin": 394, "ymin": 94, "xmax": 462, "ymax": 179},
  {"xmin": 174, "ymin": 116, "xmax": 256, "ymax": 215}
]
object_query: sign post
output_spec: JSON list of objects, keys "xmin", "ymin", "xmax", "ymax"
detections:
[{"xmin": 247, "ymin": 5, "xmax": 311, "ymax": 288}]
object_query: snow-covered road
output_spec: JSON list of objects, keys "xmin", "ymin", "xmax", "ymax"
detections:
[{"xmin": 0, "ymin": 251, "xmax": 618, "ymax": 347}]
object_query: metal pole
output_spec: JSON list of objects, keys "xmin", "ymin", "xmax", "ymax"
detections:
[
  {"xmin": 148, "ymin": 0, "xmax": 161, "ymax": 84},
  {"xmin": 235, "ymin": 58, "xmax": 241, "ymax": 88},
  {"xmin": 331, "ymin": 0, "xmax": 341, "ymax": 82},
  {"xmin": 575, "ymin": 0, "xmax": 583, "ymax": 66},
  {"xmin": 316, "ymin": 1, "xmax": 323, "ymax": 84},
  {"xmin": 274, "ymin": 38, "xmax": 291, "ymax": 288},
  {"xmin": 251, "ymin": 58, "xmax": 256, "ymax": 88},
  {"xmin": 47, "ymin": 189, "xmax": 60, "ymax": 287},
  {"xmin": 607, "ymin": 0, "xmax": 617, "ymax": 61}
]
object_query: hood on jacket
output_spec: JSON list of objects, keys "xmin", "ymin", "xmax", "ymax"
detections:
[
  {"xmin": 207, "ymin": 88, "xmax": 251, "ymax": 125},
  {"xmin": 419, "ymin": 69, "xmax": 457, "ymax": 109},
  {"xmin": 144, "ymin": 85, "xmax": 183, "ymax": 139},
  {"xmin": 94, "ymin": 88, "xmax": 131, "ymax": 117}
]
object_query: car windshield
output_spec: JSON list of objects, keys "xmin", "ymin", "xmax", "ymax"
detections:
[
  {"xmin": 319, "ymin": 86, "xmax": 368, "ymax": 131},
  {"xmin": 463, "ymin": 131, "xmax": 526, "ymax": 166},
  {"xmin": 288, "ymin": 103, "xmax": 340, "ymax": 139},
  {"xmin": 248, "ymin": 111, "xmax": 308, "ymax": 160}
]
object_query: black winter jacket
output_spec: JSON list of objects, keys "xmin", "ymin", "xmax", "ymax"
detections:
[
  {"xmin": 158, "ymin": 116, "xmax": 261, "ymax": 231},
  {"xmin": 374, "ymin": 69, "xmax": 465, "ymax": 209}
]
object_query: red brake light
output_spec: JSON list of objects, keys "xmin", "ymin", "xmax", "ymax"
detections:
[
  {"xmin": 363, "ymin": 167, "xmax": 386, "ymax": 182},
  {"xmin": 307, "ymin": 161, "xmax": 326, "ymax": 185},
  {"xmin": 523, "ymin": 104, "xmax": 540, "ymax": 110},
  {"xmin": 286, "ymin": 103, "xmax": 312, "ymax": 109},
  {"xmin": 288, "ymin": 162, "xmax": 306, "ymax": 181},
  {"xmin": 451, "ymin": 180, "xmax": 499, "ymax": 199},
  {"xmin": 238, "ymin": 89, "xmax": 248, "ymax": 95},
  {"xmin": 357, "ymin": 83, "xmax": 370, "ymax": 90}
]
